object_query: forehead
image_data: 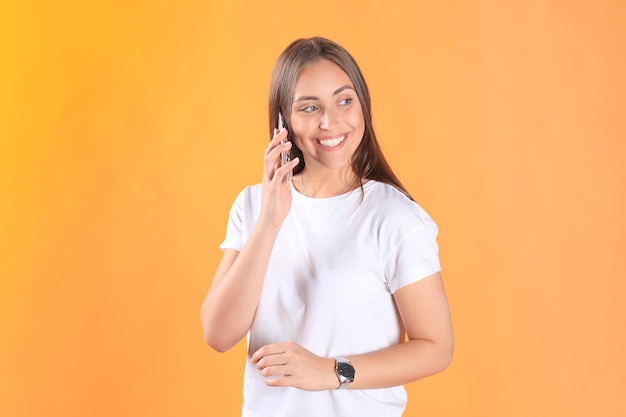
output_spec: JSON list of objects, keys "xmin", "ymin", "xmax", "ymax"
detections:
[{"xmin": 293, "ymin": 59, "xmax": 353, "ymax": 95}]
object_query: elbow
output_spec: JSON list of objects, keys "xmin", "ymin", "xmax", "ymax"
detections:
[
  {"xmin": 419, "ymin": 336, "xmax": 453, "ymax": 376},
  {"xmin": 201, "ymin": 319, "xmax": 239, "ymax": 353},
  {"xmin": 201, "ymin": 306, "xmax": 232, "ymax": 353},
  {"xmin": 203, "ymin": 326, "xmax": 236, "ymax": 353},
  {"xmin": 436, "ymin": 338, "xmax": 454, "ymax": 373},
  {"xmin": 205, "ymin": 336, "xmax": 233, "ymax": 353},
  {"xmin": 440, "ymin": 343, "xmax": 454, "ymax": 371}
]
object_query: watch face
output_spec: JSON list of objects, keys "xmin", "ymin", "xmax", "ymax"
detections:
[{"xmin": 338, "ymin": 362, "xmax": 355, "ymax": 380}]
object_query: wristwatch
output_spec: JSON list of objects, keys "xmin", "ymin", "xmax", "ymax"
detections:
[{"xmin": 334, "ymin": 357, "xmax": 355, "ymax": 389}]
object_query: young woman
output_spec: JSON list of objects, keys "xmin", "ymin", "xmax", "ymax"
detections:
[{"xmin": 201, "ymin": 37, "xmax": 453, "ymax": 417}]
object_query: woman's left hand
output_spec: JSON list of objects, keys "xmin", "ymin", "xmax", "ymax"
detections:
[{"xmin": 251, "ymin": 342, "xmax": 338, "ymax": 391}]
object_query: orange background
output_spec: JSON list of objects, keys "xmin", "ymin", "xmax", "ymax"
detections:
[{"xmin": 1, "ymin": 1, "xmax": 624, "ymax": 416}]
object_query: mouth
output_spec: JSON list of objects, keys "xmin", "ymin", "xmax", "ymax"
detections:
[{"xmin": 316, "ymin": 134, "xmax": 347, "ymax": 148}]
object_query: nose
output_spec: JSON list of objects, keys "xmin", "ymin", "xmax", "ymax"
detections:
[{"xmin": 319, "ymin": 108, "xmax": 336, "ymax": 130}]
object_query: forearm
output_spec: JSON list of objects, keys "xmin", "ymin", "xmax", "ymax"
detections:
[
  {"xmin": 252, "ymin": 337, "xmax": 453, "ymax": 391},
  {"xmin": 253, "ymin": 274, "xmax": 454, "ymax": 391},
  {"xmin": 342, "ymin": 272, "xmax": 454, "ymax": 389},
  {"xmin": 201, "ymin": 224, "xmax": 279, "ymax": 352},
  {"xmin": 346, "ymin": 337, "xmax": 453, "ymax": 389}
]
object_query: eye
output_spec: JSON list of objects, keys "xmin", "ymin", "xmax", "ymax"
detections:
[
  {"xmin": 339, "ymin": 98, "xmax": 353, "ymax": 106},
  {"xmin": 301, "ymin": 105, "xmax": 318, "ymax": 113}
]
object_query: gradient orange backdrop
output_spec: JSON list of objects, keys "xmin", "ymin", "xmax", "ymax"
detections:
[{"xmin": 1, "ymin": 1, "xmax": 625, "ymax": 416}]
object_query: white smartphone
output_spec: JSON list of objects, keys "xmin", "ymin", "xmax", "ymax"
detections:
[{"xmin": 278, "ymin": 112, "xmax": 291, "ymax": 181}]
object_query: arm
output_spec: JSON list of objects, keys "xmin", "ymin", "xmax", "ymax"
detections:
[
  {"xmin": 251, "ymin": 272, "xmax": 453, "ymax": 390},
  {"xmin": 349, "ymin": 271, "xmax": 453, "ymax": 388},
  {"xmin": 200, "ymin": 230, "xmax": 277, "ymax": 353},
  {"xmin": 201, "ymin": 129, "xmax": 299, "ymax": 352}
]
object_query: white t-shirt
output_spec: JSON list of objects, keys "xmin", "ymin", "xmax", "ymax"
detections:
[{"xmin": 220, "ymin": 180, "xmax": 441, "ymax": 417}]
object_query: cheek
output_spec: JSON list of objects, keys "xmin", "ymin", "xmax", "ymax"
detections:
[
  {"xmin": 290, "ymin": 118, "xmax": 313, "ymax": 140},
  {"xmin": 289, "ymin": 126, "xmax": 306, "ymax": 149},
  {"xmin": 350, "ymin": 111, "xmax": 365, "ymax": 134}
]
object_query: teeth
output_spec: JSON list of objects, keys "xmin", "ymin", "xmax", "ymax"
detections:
[{"xmin": 318, "ymin": 135, "xmax": 346, "ymax": 147}]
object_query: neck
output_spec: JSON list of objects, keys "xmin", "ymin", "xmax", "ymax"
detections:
[{"xmin": 294, "ymin": 166, "xmax": 359, "ymax": 198}]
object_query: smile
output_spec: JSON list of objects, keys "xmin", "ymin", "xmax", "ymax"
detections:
[{"xmin": 317, "ymin": 134, "xmax": 346, "ymax": 148}]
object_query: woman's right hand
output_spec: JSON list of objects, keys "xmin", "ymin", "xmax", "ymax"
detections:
[
  {"xmin": 259, "ymin": 128, "xmax": 299, "ymax": 230},
  {"xmin": 202, "ymin": 129, "xmax": 299, "ymax": 352}
]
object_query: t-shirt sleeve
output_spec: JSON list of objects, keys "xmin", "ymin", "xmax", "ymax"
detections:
[
  {"xmin": 384, "ymin": 214, "xmax": 441, "ymax": 294},
  {"xmin": 219, "ymin": 188, "xmax": 247, "ymax": 252}
]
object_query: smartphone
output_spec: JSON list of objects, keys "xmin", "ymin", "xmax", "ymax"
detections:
[{"xmin": 278, "ymin": 112, "xmax": 291, "ymax": 181}]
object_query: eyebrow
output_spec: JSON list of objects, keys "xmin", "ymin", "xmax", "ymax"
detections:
[{"xmin": 293, "ymin": 85, "xmax": 355, "ymax": 102}]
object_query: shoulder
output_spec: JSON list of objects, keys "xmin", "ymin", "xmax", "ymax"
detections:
[
  {"xmin": 364, "ymin": 181, "xmax": 411, "ymax": 205},
  {"xmin": 364, "ymin": 182, "xmax": 435, "ymax": 220},
  {"xmin": 232, "ymin": 183, "xmax": 263, "ymax": 205},
  {"xmin": 225, "ymin": 184, "xmax": 264, "ymax": 221},
  {"xmin": 363, "ymin": 181, "xmax": 438, "ymax": 236}
]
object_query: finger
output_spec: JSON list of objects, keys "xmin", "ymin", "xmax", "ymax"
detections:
[
  {"xmin": 264, "ymin": 374, "xmax": 294, "ymax": 387},
  {"xmin": 256, "ymin": 354, "xmax": 288, "ymax": 371},
  {"xmin": 265, "ymin": 128, "xmax": 289, "ymax": 153},
  {"xmin": 265, "ymin": 140, "xmax": 292, "ymax": 164},
  {"xmin": 264, "ymin": 142, "xmax": 293, "ymax": 178},
  {"xmin": 263, "ymin": 157, "xmax": 280, "ymax": 183},
  {"xmin": 273, "ymin": 127, "xmax": 288, "ymax": 143},
  {"xmin": 261, "ymin": 364, "xmax": 291, "ymax": 378},
  {"xmin": 269, "ymin": 156, "xmax": 299, "ymax": 183},
  {"xmin": 251, "ymin": 343, "xmax": 286, "ymax": 364}
]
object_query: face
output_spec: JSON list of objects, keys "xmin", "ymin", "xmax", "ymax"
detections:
[{"xmin": 289, "ymin": 59, "xmax": 365, "ymax": 174}]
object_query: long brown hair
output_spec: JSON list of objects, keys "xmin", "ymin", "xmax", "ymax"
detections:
[{"xmin": 268, "ymin": 37, "xmax": 413, "ymax": 200}]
